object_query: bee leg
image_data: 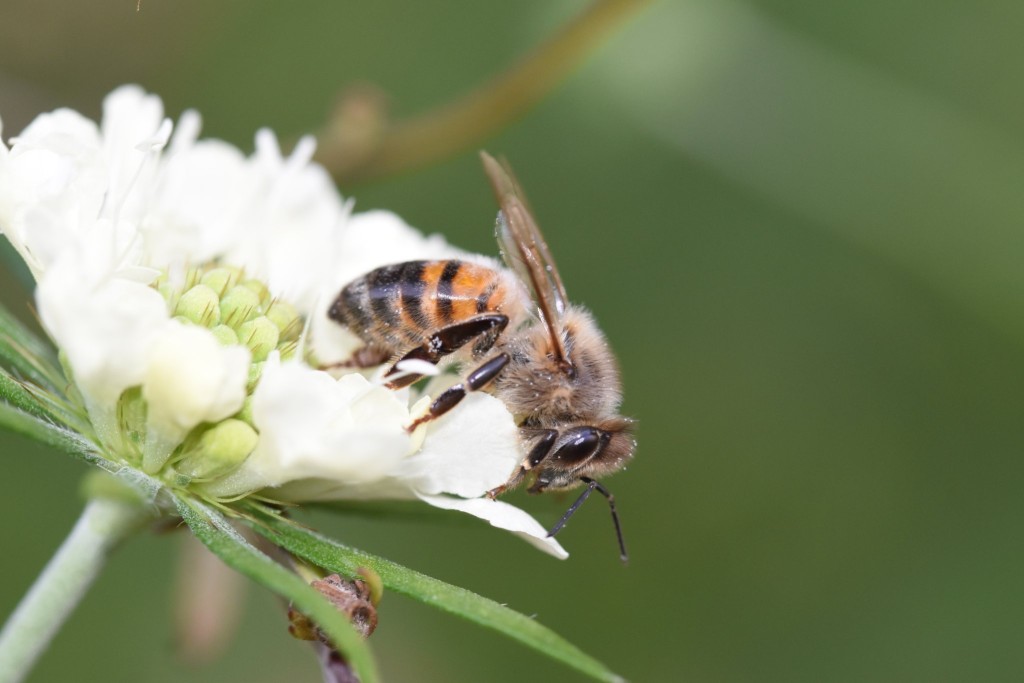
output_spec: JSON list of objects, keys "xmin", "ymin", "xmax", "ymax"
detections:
[
  {"xmin": 547, "ymin": 477, "xmax": 628, "ymax": 563},
  {"xmin": 384, "ymin": 314, "xmax": 508, "ymax": 389},
  {"xmin": 319, "ymin": 345, "xmax": 391, "ymax": 371},
  {"xmin": 486, "ymin": 429, "xmax": 558, "ymax": 498},
  {"xmin": 485, "ymin": 483, "xmax": 509, "ymax": 499},
  {"xmin": 406, "ymin": 352, "xmax": 510, "ymax": 432}
]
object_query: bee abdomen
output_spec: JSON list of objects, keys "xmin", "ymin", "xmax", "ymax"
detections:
[{"xmin": 329, "ymin": 260, "xmax": 510, "ymax": 352}]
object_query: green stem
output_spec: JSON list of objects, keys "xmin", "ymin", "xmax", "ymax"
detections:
[{"xmin": 0, "ymin": 498, "xmax": 147, "ymax": 683}]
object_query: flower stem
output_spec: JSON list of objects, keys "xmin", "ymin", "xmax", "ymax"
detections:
[
  {"xmin": 0, "ymin": 498, "xmax": 147, "ymax": 683},
  {"xmin": 316, "ymin": 0, "xmax": 653, "ymax": 184}
]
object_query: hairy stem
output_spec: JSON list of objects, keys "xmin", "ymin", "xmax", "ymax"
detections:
[
  {"xmin": 316, "ymin": 0, "xmax": 652, "ymax": 184},
  {"xmin": 0, "ymin": 498, "xmax": 147, "ymax": 683}
]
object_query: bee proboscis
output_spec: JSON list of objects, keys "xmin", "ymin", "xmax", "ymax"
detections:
[{"xmin": 328, "ymin": 152, "xmax": 635, "ymax": 561}]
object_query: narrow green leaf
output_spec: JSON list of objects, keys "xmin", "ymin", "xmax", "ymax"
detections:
[
  {"xmin": 0, "ymin": 401, "xmax": 101, "ymax": 466},
  {"xmin": 0, "ymin": 367, "xmax": 54, "ymax": 422},
  {"xmin": 0, "ymin": 363, "xmax": 88, "ymax": 437},
  {"xmin": 244, "ymin": 504, "xmax": 625, "ymax": 683},
  {"xmin": 0, "ymin": 293, "xmax": 51, "ymax": 359},
  {"xmin": 0, "ymin": 300, "xmax": 63, "ymax": 392},
  {"xmin": 176, "ymin": 496, "xmax": 380, "ymax": 683},
  {"xmin": 0, "ymin": 396, "xmax": 162, "ymax": 507},
  {"xmin": 0, "ymin": 241, "xmax": 35, "ymax": 294}
]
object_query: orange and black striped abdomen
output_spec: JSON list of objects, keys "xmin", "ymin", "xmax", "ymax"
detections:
[{"xmin": 328, "ymin": 260, "xmax": 510, "ymax": 352}]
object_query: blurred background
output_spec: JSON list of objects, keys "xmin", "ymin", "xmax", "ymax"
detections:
[{"xmin": 2, "ymin": 0, "xmax": 1024, "ymax": 681}]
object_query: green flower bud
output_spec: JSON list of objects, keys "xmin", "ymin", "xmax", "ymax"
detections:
[
  {"xmin": 116, "ymin": 386, "xmax": 148, "ymax": 451},
  {"xmin": 241, "ymin": 278, "xmax": 271, "ymax": 306},
  {"xmin": 209, "ymin": 324, "xmax": 239, "ymax": 346},
  {"xmin": 237, "ymin": 396, "xmax": 255, "ymax": 427},
  {"xmin": 277, "ymin": 341, "xmax": 298, "ymax": 362},
  {"xmin": 247, "ymin": 362, "xmax": 264, "ymax": 393},
  {"xmin": 175, "ymin": 419, "xmax": 258, "ymax": 480},
  {"xmin": 183, "ymin": 266, "xmax": 202, "ymax": 289},
  {"xmin": 200, "ymin": 267, "xmax": 242, "ymax": 296},
  {"xmin": 220, "ymin": 285, "xmax": 262, "ymax": 328},
  {"xmin": 237, "ymin": 317, "xmax": 279, "ymax": 362},
  {"xmin": 174, "ymin": 284, "xmax": 221, "ymax": 326},
  {"xmin": 265, "ymin": 299, "xmax": 302, "ymax": 341},
  {"xmin": 158, "ymin": 282, "xmax": 179, "ymax": 310}
]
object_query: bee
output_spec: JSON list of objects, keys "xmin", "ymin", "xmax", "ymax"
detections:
[{"xmin": 328, "ymin": 152, "xmax": 635, "ymax": 561}]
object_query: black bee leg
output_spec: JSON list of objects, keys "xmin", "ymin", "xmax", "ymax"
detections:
[
  {"xmin": 547, "ymin": 477, "xmax": 628, "ymax": 564},
  {"xmin": 486, "ymin": 429, "xmax": 558, "ymax": 498},
  {"xmin": 384, "ymin": 314, "xmax": 508, "ymax": 389},
  {"xmin": 406, "ymin": 353, "xmax": 510, "ymax": 432}
]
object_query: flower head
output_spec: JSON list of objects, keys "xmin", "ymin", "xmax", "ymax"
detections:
[{"xmin": 0, "ymin": 86, "xmax": 566, "ymax": 558}]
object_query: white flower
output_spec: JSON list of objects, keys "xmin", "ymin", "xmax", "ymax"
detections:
[
  {"xmin": 211, "ymin": 358, "xmax": 415, "ymax": 493},
  {"xmin": 0, "ymin": 85, "xmax": 567, "ymax": 558},
  {"xmin": 142, "ymin": 321, "xmax": 251, "ymax": 472},
  {"xmin": 204, "ymin": 355, "xmax": 567, "ymax": 558}
]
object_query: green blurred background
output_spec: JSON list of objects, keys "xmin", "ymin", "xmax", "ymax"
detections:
[{"xmin": 2, "ymin": 0, "xmax": 1024, "ymax": 681}]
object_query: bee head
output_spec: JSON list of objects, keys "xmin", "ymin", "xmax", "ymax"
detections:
[{"xmin": 528, "ymin": 417, "xmax": 636, "ymax": 492}]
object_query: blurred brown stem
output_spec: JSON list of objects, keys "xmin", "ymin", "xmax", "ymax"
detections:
[
  {"xmin": 315, "ymin": 0, "xmax": 652, "ymax": 185},
  {"xmin": 174, "ymin": 533, "xmax": 246, "ymax": 665}
]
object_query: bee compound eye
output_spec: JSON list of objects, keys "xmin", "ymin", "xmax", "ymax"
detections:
[{"xmin": 550, "ymin": 427, "xmax": 610, "ymax": 466}]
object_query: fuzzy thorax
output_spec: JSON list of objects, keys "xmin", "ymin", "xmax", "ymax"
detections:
[{"xmin": 498, "ymin": 306, "xmax": 623, "ymax": 425}]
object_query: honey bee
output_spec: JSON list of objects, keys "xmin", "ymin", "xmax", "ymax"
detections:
[{"xmin": 328, "ymin": 152, "xmax": 635, "ymax": 561}]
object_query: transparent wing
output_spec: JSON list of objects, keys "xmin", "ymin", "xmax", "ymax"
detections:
[{"xmin": 480, "ymin": 151, "xmax": 569, "ymax": 363}]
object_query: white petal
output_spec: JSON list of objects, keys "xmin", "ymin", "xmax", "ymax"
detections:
[
  {"xmin": 389, "ymin": 358, "xmax": 442, "ymax": 384},
  {"xmin": 37, "ymin": 261, "xmax": 167, "ymax": 406},
  {"xmin": 10, "ymin": 108, "xmax": 101, "ymax": 154},
  {"xmin": 221, "ymin": 130, "xmax": 347, "ymax": 314},
  {"xmin": 0, "ymin": 110, "xmax": 106, "ymax": 276},
  {"xmin": 99, "ymin": 86, "xmax": 168, "ymax": 224},
  {"xmin": 227, "ymin": 358, "xmax": 413, "ymax": 494},
  {"xmin": 142, "ymin": 139, "xmax": 250, "ymax": 268},
  {"xmin": 137, "ymin": 118, "xmax": 172, "ymax": 153},
  {"xmin": 169, "ymin": 109, "xmax": 202, "ymax": 154},
  {"xmin": 34, "ymin": 253, "xmax": 168, "ymax": 447},
  {"xmin": 100, "ymin": 85, "xmax": 165, "ymax": 163},
  {"xmin": 258, "ymin": 474, "xmax": 421, "ymax": 503},
  {"xmin": 417, "ymin": 493, "xmax": 569, "ymax": 559},
  {"xmin": 142, "ymin": 321, "xmax": 250, "ymax": 469},
  {"xmin": 398, "ymin": 392, "xmax": 520, "ymax": 498}
]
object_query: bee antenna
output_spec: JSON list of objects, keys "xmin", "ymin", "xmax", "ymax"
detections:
[{"xmin": 546, "ymin": 477, "xmax": 628, "ymax": 564}]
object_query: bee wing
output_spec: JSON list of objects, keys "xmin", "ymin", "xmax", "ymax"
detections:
[{"xmin": 481, "ymin": 151, "xmax": 569, "ymax": 363}]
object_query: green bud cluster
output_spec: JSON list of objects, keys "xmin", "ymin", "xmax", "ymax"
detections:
[
  {"xmin": 140, "ymin": 264, "xmax": 308, "ymax": 489},
  {"xmin": 160, "ymin": 266, "xmax": 303, "ymax": 359}
]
